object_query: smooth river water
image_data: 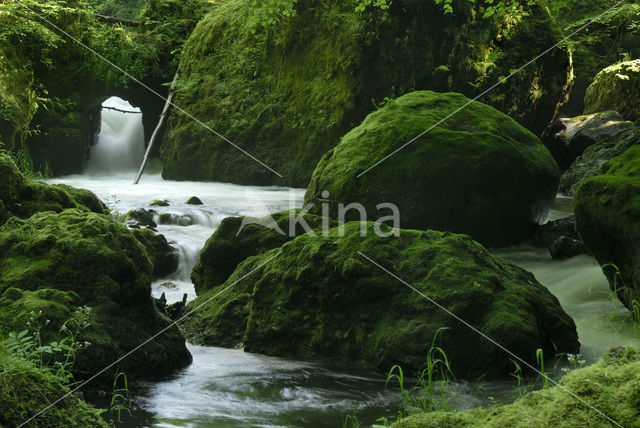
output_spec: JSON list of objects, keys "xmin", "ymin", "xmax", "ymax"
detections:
[{"xmin": 46, "ymin": 98, "xmax": 639, "ymax": 427}]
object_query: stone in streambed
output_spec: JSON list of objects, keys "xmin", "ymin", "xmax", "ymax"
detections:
[
  {"xmin": 191, "ymin": 209, "xmax": 337, "ymax": 295},
  {"xmin": 0, "ymin": 209, "xmax": 192, "ymax": 387},
  {"xmin": 185, "ymin": 196, "xmax": 203, "ymax": 205},
  {"xmin": 183, "ymin": 222, "xmax": 579, "ymax": 379},
  {"xmin": 304, "ymin": 91, "xmax": 560, "ymax": 247}
]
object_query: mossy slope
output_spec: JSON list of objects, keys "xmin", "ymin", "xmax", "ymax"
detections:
[
  {"xmin": 574, "ymin": 145, "xmax": 640, "ymax": 311},
  {"xmin": 0, "ymin": 345, "xmax": 107, "ymax": 427},
  {"xmin": 393, "ymin": 346, "xmax": 640, "ymax": 428},
  {"xmin": 0, "ymin": 154, "xmax": 106, "ymax": 224},
  {"xmin": 192, "ymin": 209, "xmax": 336, "ymax": 294},
  {"xmin": 162, "ymin": 0, "xmax": 570, "ymax": 186},
  {"xmin": 184, "ymin": 222, "xmax": 578, "ymax": 378},
  {"xmin": 305, "ymin": 91, "xmax": 559, "ymax": 247}
]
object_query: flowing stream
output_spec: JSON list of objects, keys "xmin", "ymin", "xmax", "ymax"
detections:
[{"xmin": 47, "ymin": 98, "xmax": 639, "ymax": 427}]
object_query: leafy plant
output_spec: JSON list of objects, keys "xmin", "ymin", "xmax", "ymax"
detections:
[
  {"xmin": 385, "ymin": 328, "xmax": 452, "ymax": 420},
  {"xmin": 107, "ymin": 371, "xmax": 133, "ymax": 425},
  {"xmin": 535, "ymin": 348, "xmax": 549, "ymax": 389}
]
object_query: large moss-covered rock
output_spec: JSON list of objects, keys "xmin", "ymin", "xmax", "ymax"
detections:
[
  {"xmin": 161, "ymin": 0, "xmax": 571, "ymax": 186},
  {"xmin": 183, "ymin": 222, "xmax": 579, "ymax": 378},
  {"xmin": 0, "ymin": 154, "xmax": 106, "ymax": 223},
  {"xmin": 394, "ymin": 346, "xmax": 640, "ymax": 428},
  {"xmin": 304, "ymin": 91, "xmax": 560, "ymax": 247},
  {"xmin": 575, "ymin": 145, "xmax": 640, "ymax": 311},
  {"xmin": 0, "ymin": 209, "xmax": 192, "ymax": 386},
  {"xmin": 192, "ymin": 209, "xmax": 336, "ymax": 295},
  {"xmin": 0, "ymin": 346, "xmax": 108, "ymax": 427},
  {"xmin": 584, "ymin": 59, "xmax": 640, "ymax": 122},
  {"xmin": 559, "ymin": 124, "xmax": 640, "ymax": 196}
]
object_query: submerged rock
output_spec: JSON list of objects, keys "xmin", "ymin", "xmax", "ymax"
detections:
[
  {"xmin": 185, "ymin": 196, "xmax": 203, "ymax": 205},
  {"xmin": 0, "ymin": 209, "xmax": 192, "ymax": 386},
  {"xmin": 559, "ymin": 125, "xmax": 640, "ymax": 196},
  {"xmin": 150, "ymin": 199, "xmax": 170, "ymax": 207},
  {"xmin": 532, "ymin": 216, "xmax": 588, "ymax": 259},
  {"xmin": 543, "ymin": 111, "xmax": 633, "ymax": 171},
  {"xmin": 191, "ymin": 209, "xmax": 336, "ymax": 295},
  {"xmin": 161, "ymin": 0, "xmax": 571, "ymax": 186},
  {"xmin": 183, "ymin": 222, "xmax": 579, "ymax": 378},
  {"xmin": 0, "ymin": 154, "xmax": 106, "ymax": 223},
  {"xmin": 126, "ymin": 207, "xmax": 157, "ymax": 228},
  {"xmin": 394, "ymin": 346, "xmax": 640, "ymax": 428},
  {"xmin": 0, "ymin": 346, "xmax": 107, "ymax": 427},
  {"xmin": 548, "ymin": 236, "xmax": 588, "ymax": 260},
  {"xmin": 575, "ymin": 145, "xmax": 640, "ymax": 312},
  {"xmin": 584, "ymin": 59, "xmax": 640, "ymax": 122},
  {"xmin": 304, "ymin": 91, "xmax": 560, "ymax": 247}
]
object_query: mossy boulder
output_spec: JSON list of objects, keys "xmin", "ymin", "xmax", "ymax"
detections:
[
  {"xmin": 132, "ymin": 227, "xmax": 179, "ymax": 279},
  {"xmin": 0, "ymin": 346, "xmax": 107, "ymax": 427},
  {"xmin": 584, "ymin": 59, "xmax": 640, "ymax": 122},
  {"xmin": 393, "ymin": 346, "xmax": 640, "ymax": 428},
  {"xmin": 161, "ymin": 0, "xmax": 571, "ymax": 187},
  {"xmin": 0, "ymin": 154, "xmax": 106, "ymax": 223},
  {"xmin": 304, "ymin": 91, "xmax": 560, "ymax": 247},
  {"xmin": 183, "ymin": 222, "xmax": 579, "ymax": 378},
  {"xmin": 191, "ymin": 209, "xmax": 336, "ymax": 295},
  {"xmin": 0, "ymin": 209, "xmax": 192, "ymax": 386},
  {"xmin": 575, "ymin": 145, "xmax": 640, "ymax": 311},
  {"xmin": 560, "ymin": 124, "xmax": 640, "ymax": 196}
]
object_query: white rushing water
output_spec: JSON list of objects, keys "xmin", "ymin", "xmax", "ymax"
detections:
[
  {"xmin": 86, "ymin": 97, "xmax": 146, "ymax": 175},
  {"xmin": 47, "ymin": 98, "xmax": 640, "ymax": 427}
]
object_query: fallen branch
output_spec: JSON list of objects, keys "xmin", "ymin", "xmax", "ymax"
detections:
[
  {"xmin": 134, "ymin": 72, "xmax": 179, "ymax": 185},
  {"xmin": 102, "ymin": 106, "xmax": 142, "ymax": 114}
]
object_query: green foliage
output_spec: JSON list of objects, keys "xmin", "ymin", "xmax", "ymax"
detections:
[
  {"xmin": 393, "ymin": 347, "xmax": 640, "ymax": 427},
  {"xmin": 435, "ymin": 0, "xmax": 535, "ymax": 19},
  {"xmin": 105, "ymin": 371, "xmax": 133, "ymax": 425},
  {"xmin": 386, "ymin": 328, "xmax": 452, "ymax": 421}
]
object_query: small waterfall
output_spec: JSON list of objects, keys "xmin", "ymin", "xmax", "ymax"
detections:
[{"xmin": 86, "ymin": 97, "xmax": 144, "ymax": 174}]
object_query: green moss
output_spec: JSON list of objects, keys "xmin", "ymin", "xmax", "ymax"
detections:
[
  {"xmin": 304, "ymin": 91, "xmax": 559, "ymax": 247},
  {"xmin": 584, "ymin": 59, "xmax": 640, "ymax": 122},
  {"xmin": 131, "ymin": 227, "xmax": 179, "ymax": 279},
  {"xmin": 191, "ymin": 209, "xmax": 337, "ymax": 295},
  {"xmin": 0, "ymin": 153, "xmax": 106, "ymax": 225},
  {"xmin": 162, "ymin": 0, "xmax": 570, "ymax": 186},
  {"xmin": 0, "ymin": 345, "xmax": 107, "ymax": 427},
  {"xmin": 393, "ymin": 346, "xmax": 640, "ymax": 427},
  {"xmin": 184, "ymin": 221, "xmax": 578, "ymax": 378},
  {"xmin": 0, "ymin": 209, "xmax": 191, "ymax": 387},
  {"xmin": 575, "ymin": 145, "xmax": 640, "ymax": 311}
]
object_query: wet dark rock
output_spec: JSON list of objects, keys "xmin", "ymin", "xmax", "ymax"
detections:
[
  {"xmin": 126, "ymin": 208, "xmax": 157, "ymax": 228},
  {"xmin": 185, "ymin": 196, "xmax": 203, "ymax": 205},
  {"xmin": 532, "ymin": 216, "xmax": 579, "ymax": 247},
  {"xmin": 548, "ymin": 236, "xmax": 589, "ymax": 259},
  {"xmin": 543, "ymin": 111, "xmax": 633, "ymax": 171},
  {"xmin": 559, "ymin": 125, "xmax": 640, "ymax": 196},
  {"xmin": 150, "ymin": 199, "xmax": 170, "ymax": 206}
]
